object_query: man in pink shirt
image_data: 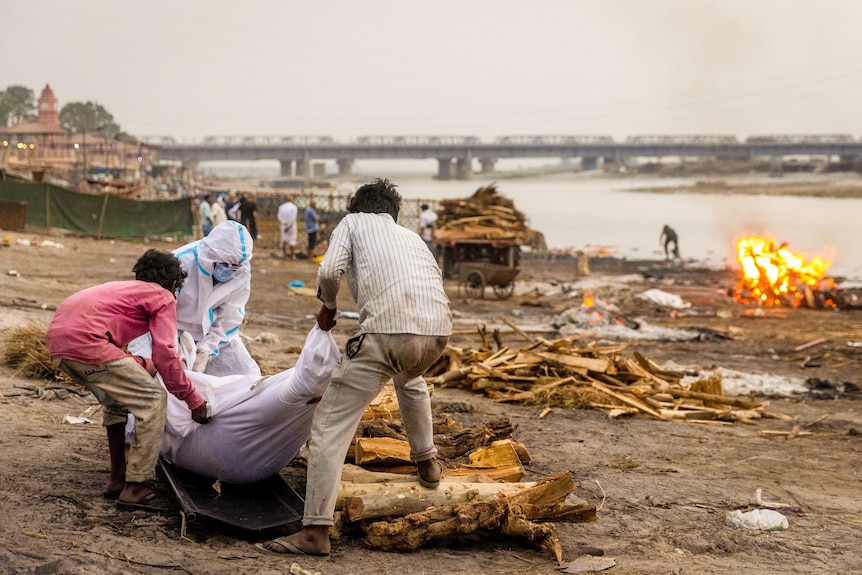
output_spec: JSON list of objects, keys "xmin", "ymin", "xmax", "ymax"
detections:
[{"xmin": 47, "ymin": 249, "xmax": 211, "ymax": 512}]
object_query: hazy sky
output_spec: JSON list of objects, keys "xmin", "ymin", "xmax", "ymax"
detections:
[{"xmin": 5, "ymin": 1, "xmax": 862, "ymax": 142}]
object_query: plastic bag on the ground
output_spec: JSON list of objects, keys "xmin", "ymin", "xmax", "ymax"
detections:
[
  {"xmin": 726, "ymin": 508, "xmax": 789, "ymax": 530},
  {"xmin": 635, "ymin": 288, "xmax": 692, "ymax": 309}
]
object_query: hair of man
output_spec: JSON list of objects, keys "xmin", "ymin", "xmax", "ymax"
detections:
[
  {"xmin": 347, "ymin": 177, "xmax": 402, "ymax": 222},
  {"xmin": 132, "ymin": 249, "xmax": 188, "ymax": 292}
]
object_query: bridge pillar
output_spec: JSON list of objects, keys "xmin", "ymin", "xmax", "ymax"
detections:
[
  {"xmin": 336, "ymin": 158, "xmax": 354, "ymax": 176},
  {"xmin": 455, "ymin": 157, "xmax": 473, "ymax": 180},
  {"xmin": 279, "ymin": 159, "xmax": 294, "ymax": 176},
  {"xmin": 436, "ymin": 158, "xmax": 454, "ymax": 180},
  {"xmin": 295, "ymin": 159, "xmax": 310, "ymax": 177},
  {"xmin": 479, "ymin": 157, "xmax": 496, "ymax": 174},
  {"xmin": 581, "ymin": 156, "xmax": 600, "ymax": 171}
]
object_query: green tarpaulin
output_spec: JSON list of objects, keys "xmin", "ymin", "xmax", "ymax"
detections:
[{"xmin": 0, "ymin": 181, "xmax": 193, "ymax": 240}]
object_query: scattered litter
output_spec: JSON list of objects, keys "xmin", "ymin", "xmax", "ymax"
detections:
[
  {"xmin": 635, "ymin": 288, "xmax": 692, "ymax": 309},
  {"xmin": 338, "ymin": 311, "xmax": 359, "ymax": 320},
  {"xmin": 39, "ymin": 240, "xmax": 65, "ymax": 249},
  {"xmin": 726, "ymin": 508, "xmax": 789, "ymax": 531},
  {"xmin": 7, "ymin": 270, "xmax": 20, "ymax": 277},
  {"xmin": 16, "ymin": 239, "xmax": 31, "ymax": 246},
  {"xmin": 848, "ymin": 342, "xmax": 862, "ymax": 348},
  {"xmin": 558, "ymin": 556, "xmax": 617, "ymax": 573},
  {"xmin": 64, "ymin": 415, "xmax": 93, "ymax": 425},
  {"xmin": 288, "ymin": 563, "xmax": 322, "ymax": 575},
  {"xmin": 288, "ymin": 280, "xmax": 305, "ymax": 288}
]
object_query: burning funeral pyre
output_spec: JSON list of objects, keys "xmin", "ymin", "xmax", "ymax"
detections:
[{"xmin": 733, "ymin": 235, "xmax": 844, "ymax": 309}]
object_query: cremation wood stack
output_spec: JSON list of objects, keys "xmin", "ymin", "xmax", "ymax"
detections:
[
  {"xmin": 433, "ymin": 183, "xmax": 531, "ymax": 243},
  {"xmin": 423, "ymin": 332, "xmax": 789, "ymax": 424},
  {"xmin": 337, "ymin": 398, "xmax": 596, "ymax": 563}
]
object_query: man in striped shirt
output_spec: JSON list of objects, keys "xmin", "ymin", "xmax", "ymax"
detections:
[{"xmin": 259, "ymin": 178, "xmax": 452, "ymax": 557}]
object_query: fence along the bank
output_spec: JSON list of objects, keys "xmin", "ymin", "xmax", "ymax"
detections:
[{"xmin": 0, "ymin": 180, "xmax": 194, "ymax": 239}]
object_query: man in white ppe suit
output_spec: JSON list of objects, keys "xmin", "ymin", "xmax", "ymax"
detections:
[{"xmin": 174, "ymin": 220, "xmax": 259, "ymax": 377}]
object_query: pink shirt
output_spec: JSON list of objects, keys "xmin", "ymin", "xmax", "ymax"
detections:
[{"xmin": 46, "ymin": 280, "xmax": 203, "ymax": 409}]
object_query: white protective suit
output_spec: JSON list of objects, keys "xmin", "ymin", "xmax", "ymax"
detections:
[
  {"xmin": 173, "ymin": 220, "xmax": 259, "ymax": 377},
  {"xmin": 161, "ymin": 325, "xmax": 340, "ymax": 483}
]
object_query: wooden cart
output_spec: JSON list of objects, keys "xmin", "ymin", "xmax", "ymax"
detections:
[{"xmin": 435, "ymin": 238, "xmax": 521, "ymax": 299}]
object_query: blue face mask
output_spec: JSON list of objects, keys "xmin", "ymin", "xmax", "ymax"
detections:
[{"xmin": 213, "ymin": 263, "xmax": 238, "ymax": 283}]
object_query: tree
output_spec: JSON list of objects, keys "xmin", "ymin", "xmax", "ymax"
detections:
[
  {"xmin": 0, "ymin": 91, "xmax": 12, "ymax": 127},
  {"xmin": 59, "ymin": 101, "xmax": 121, "ymax": 137},
  {"xmin": 2, "ymin": 85, "xmax": 35, "ymax": 125}
]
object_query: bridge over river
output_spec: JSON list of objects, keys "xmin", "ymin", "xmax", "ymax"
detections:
[{"xmin": 140, "ymin": 134, "xmax": 862, "ymax": 180}]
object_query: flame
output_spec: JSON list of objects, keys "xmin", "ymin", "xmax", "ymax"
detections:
[
  {"xmin": 734, "ymin": 235, "xmax": 835, "ymax": 306},
  {"xmin": 582, "ymin": 292, "xmax": 594, "ymax": 307}
]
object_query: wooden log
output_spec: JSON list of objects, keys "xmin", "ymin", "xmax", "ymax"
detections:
[
  {"xmin": 362, "ymin": 472, "xmax": 582, "ymax": 563},
  {"xmin": 665, "ymin": 388, "xmax": 765, "ymax": 409},
  {"xmin": 435, "ymin": 417, "xmax": 517, "ymax": 460},
  {"xmin": 521, "ymin": 350, "xmax": 609, "ymax": 373},
  {"xmin": 342, "ymin": 480, "xmax": 537, "ymax": 522},
  {"xmin": 362, "ymin": 383, "xmax": 401, "ymax": 420},
  {"xmin": 443, "ymin": 439, "xmax": 525, "ymax": 482},
  {"xmin": 355, "ymin": 437, "xmax": 412, "ymax": 467}
]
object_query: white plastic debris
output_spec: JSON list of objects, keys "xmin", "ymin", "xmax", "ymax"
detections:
[
  {"xmin": 7, "ymin": 270, "xmax": 20, "ymax": 277},
  {"xmin": 16, "ymin": 239, "xmax": 31, "ymax": 246},
  {"xmin": 64, "ymin": 415, "xmax": 94, "ymax": 425},
  {"xmin": 726, "ymin": 508, "xmax": 789, "ymax": 531},
  {"xmin": 635, "ymin": 288, "xmax": 692, "ymax": 309},
  {"xmin": 39, "ymin": 240, "xmax": 65, "ymax": 249}
]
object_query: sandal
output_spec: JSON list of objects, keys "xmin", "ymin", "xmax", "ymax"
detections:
[
  {"xmin": 417, "ymin": 459, "xmax": 443, "ymax": 489},
  {"xmin": 116, "ymin": 490, "xmax": 177, "ymax": 513}
]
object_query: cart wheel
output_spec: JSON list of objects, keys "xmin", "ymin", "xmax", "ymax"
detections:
[
  {"xmin": 493, "ymin": 281, "xmax": 516, "ymax": 300},
  {"xmin": 461, "ymin": 270, "xmax": 485, "ymax": 299}
]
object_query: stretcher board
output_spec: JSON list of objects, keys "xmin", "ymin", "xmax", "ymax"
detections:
[{"xmin": 158, "ymin": 457, "xmax": 303, "ymax": 536}]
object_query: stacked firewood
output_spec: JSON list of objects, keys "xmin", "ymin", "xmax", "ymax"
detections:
[
  {"xmin": 424, "ymin": 330, "xmax": 789, "ymax": 425},
  {"xmin": 433, "ymin": 183, "xmax": 531, "ymax": 242},
  {"xmin": 334, "ymin": 399, "xmax": 596, "ymax": 563}
]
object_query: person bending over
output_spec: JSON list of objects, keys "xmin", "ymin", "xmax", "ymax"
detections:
[
  {"xmin": 46, "ymin": 249, "xmax": 211, "ymax": 512},
  {"xmin": 259, "ymin": 177, "xmax": 452, "ymax": 557}
]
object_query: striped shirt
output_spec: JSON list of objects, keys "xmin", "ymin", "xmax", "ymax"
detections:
[{"xmin": 317, "ymin": 212, "xmax": 452, "ymax": 336}]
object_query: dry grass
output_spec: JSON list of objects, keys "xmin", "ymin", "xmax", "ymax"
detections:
[{"xmin": 1, "ymin": 323, "xmax": 74, "ymax": 384}]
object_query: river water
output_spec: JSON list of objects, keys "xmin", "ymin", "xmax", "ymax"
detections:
[
  {"xmin": 200, "ymin": 161, "xmax": 862, "ymax": 282},
  {"xmin": 397, "ymin": 174, "xmax": 862, "ymax": 283}
]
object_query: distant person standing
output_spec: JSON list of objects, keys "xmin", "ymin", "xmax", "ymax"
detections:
[
  {"xmin": 240, "ymin": 192, "xmax": 259, "ymax": 240},
  {"xmin": 225, "ymin": 191, "xmax": 240, "ymax": 221},
  {"xmin": 278, "ymin": 195, "xmax": 299, "ymax": 259},
  {"xmin": 418, "ymin": 203, "xmax": 438, "ymax": 252},
  {"xmin": 211, "ymin": 196, "xmax": 227, "ymax": 226},
  {"xmin": 199, "ymin": 195, "xmax": 214, "ymax": 237},
  {"xmin": 660, "ymin": 224, "xmax": 680, "ymax": 260},
  {"xmin": 304, "ymin": 199, "xmax": 320, "ymax": 260}
]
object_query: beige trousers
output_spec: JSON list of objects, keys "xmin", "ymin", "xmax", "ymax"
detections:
[
  {"xmin": 55, "ymin": 357, "xmax": 167, "ymax": 483},
  {"xmin": 302, "ymin": 332, "xmax": 448, "ymax": 526}
]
